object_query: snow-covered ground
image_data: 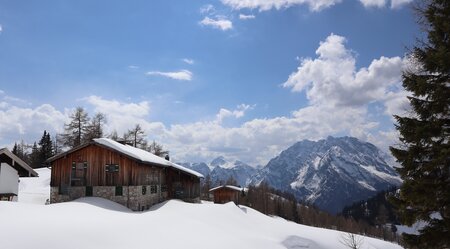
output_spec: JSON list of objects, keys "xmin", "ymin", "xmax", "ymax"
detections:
[
  {"xmin": 18, "ymin": 167, "xmax": 50, "ymax": 204},
  {"xmin": 0, "ymin": 168, "xmax": 403, "ymax": 249}
]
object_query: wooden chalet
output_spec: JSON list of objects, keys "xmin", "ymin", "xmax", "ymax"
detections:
[
  {"xmin": 209, "ymin": 185, "xmax": 246, "ymax": 205},
  {"xmin": 47, "ymin": 138, "xmax": 203, "ymax": 211},
  {"xmin": 0, "ymin": 148, "xmax": 37, "ymax": 201}
]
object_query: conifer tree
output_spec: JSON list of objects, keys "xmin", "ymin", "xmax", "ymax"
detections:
[
  {"xmin": 29, "ymin": 142, "xmax": 40, "ymax": 168},
  {"xmin": 61, "ymin": 107, "xmax": 90, "ymax": 148},
  {"xmin": 38, "ymin": 130, "xmax": 54, "ymax": 163},
  {"xmin": 84, "ymin": 112, "xmax": 106, "ymax": 141},
  {"xmin": 125, "ymin": 124, "xmax": 147, "ymax": 148},
  {"xmin": 390, "ymin": 1, "xmax": 450, "ymax": 247}
]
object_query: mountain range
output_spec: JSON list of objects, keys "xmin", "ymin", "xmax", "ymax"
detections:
[{"xmin": 178, "ymin": 136, "xmax": 402, "ymax": 214}]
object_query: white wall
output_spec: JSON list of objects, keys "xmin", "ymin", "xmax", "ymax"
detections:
[{"xmin": 0, "ymin": 163, "xmax": 19, "ymax": 198}]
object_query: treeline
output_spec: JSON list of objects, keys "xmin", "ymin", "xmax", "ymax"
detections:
[
  {"xmin": 202, "ymin": 179, "xmax": 401, "ymax": 244},
  {"xmin": 12, "ymin": 131, "xmax": 55, "ymax": 168},
  {"xmin": 11, "ymin": 106, "xmax": 168, "ymax": 168},
  {"xmin": 341, "ymin": 187, "xmax": 399, "ymax": 228}
]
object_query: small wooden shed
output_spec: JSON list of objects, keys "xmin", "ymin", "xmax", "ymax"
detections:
[{"xmin": 209, "ymin": 185, "xmax": 245, "ymax": 204}]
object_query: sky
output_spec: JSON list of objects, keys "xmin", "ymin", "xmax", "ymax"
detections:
[{"xmin": 0, "ymin": 0, "xmax": 419, "ymax": 166}]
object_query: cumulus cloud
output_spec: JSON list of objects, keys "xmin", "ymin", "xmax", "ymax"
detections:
[
  {"xmin": 239, "ymin": 14, "xmax": 256, "ymax": 20},
  {"xmin": 216, "ymin": 104, "xmax": 254, "ymax": 123},
  {"xmin": 283, "ymin": 34, "xmax": 404, "ymax": 107},
  {"xmin": 146, "ymin": 69, "xmax": 193, "ymax": 81},
  {"xmin": 199, "ymin": 17, "xmax": 233, "ymax": 31},
  {"xmin": 182, "ymin": 58, "xmax": 195, "ymax": 65},
  {"xmin": 0, "ymin": 103, "xmax": 66, "ymax": 146},
  {"xmin": 221, "ymin": 0, "xmax": 341, "ymax": 12}
]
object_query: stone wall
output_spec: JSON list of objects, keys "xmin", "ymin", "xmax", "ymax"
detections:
[{"xmin": 50, "ymin": 185, "xmax": 167, "ymax": 211}]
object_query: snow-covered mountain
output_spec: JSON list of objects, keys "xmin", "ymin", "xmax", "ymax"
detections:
[
  {"xmin": 252, "ymin": 136, "xmax": 402, "ymax": 214},
  {"xmin": 179, "ymin": 156, "xmax": 257, "ymax": 187}
]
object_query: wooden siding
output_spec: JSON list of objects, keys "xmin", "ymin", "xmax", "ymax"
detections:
[
  {"xmin": 50, "ymin": 144, "xmax": 164, "ymax": 187},
  {"xmin": 166, "ymin": 167, "xmax": 200, "ymax": 200},
  {"xmin": 212, "ymin": 188, "xmax": 240, "ymax": 204}
]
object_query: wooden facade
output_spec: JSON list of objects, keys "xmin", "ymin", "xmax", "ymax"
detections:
[
  {"xmin": 50, "ymin": 144, "xmax": 165, "ymax": 189},
  {"xmin": 209, "ymin": 185, "xmax": 244, "ymax": 204},
  {"xmin": 48, "ymin": 139, "xmax": 202, "ymax": 210}
]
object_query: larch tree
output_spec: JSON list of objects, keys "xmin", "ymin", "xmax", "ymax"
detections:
[
  {"xmin": 389, "ymin": 0, "xmax": 450, "ymax": 248},
  {"xmin": 147, "ymin": 140, "xmax": 169, "ymax": 158},
  {"xmin": 84, "ymin": 112, "xmax": 107, "ymax": 141},
  {"xmin": 125, "ymin": 124, "xmax": 147, "ymax": 148},
  {"xmin": 61, "ymin": 107, "xmax": 90, "ymax": 148}
]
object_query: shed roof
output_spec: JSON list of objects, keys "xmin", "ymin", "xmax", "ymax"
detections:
[
  {"xmin": 209, "ymin": 185, "xmax": 245, "ymax": 192},
  {"xmin": 47, "ymin": 138, "xmax": 203, "ymax": 178},
  {"xmin": 0, "ymin": 148, "xmax": 38, "ymax": 177}
]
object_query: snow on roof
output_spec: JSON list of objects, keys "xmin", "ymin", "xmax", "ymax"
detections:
[
  {"xmin": 93, "ymin": 138, "xmax": 203, "ymax": 178},
  {"xmin": 170, "ymin": 162, "xmax": 204, "ymax": 178},
  {"xmin": 209, "ymin": 185, "xmax": 244, "ymax": 192},
  {"xmin": 94, "ymin": 138, "xmax": 172, "ymax": 167},
  {"xmin": 0, "ymin": 148, "xmax": 38, "ymax": 177}
]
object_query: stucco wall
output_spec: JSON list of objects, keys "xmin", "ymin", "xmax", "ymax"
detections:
[{"xmin": 0, "ymin": 163, "xmax": 19, "ymax": 197}]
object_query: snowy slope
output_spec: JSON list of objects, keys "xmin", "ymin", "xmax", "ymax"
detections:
[
  {"xmin": 2, "ymin": 166, "xmax": 403, "ymax": 249},
  {"xmin": 0, "ymin": 198, "xmax": 403, "ymax": 249},
  {"xmin": 253, "ymin": 136, "xmax": 402, "ymax": 214}
]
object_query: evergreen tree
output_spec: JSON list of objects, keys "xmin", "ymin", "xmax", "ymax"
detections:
[
  {"xmin": 29, "ymin": 142, "xmax": 40, "ymax": 169},
  {"xmin": 38, "ymin": 130, "xmax": 54, "ymax": 165},
  {"xmin": 61, "ymin": 107, "xmax": 90, "ymax": 148},
  {"xmin": 390, "ymin": 1, "xmax": 450, "ymax": 247},
  {"xmin": 11, "ymin": 140, "xmax": 30, "ymax": 164}
]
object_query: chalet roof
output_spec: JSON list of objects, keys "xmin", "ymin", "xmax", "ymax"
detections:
[
  {"xmin": 209, "ymin": 185, "xmax": 245, "ymax": 192},
  {"xmin": 0, "ymin": 148, "xmax": 38, "ymax": 177},
  {"xmin": 46, "ymin": 138, "xmax": 203, "ymax": 178}
]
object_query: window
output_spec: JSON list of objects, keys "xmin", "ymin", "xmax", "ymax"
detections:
[
  {"xmin": 85, "ymin": 186, "xmax": 93, "ymax": 196},
  {"xmin": 150, "ymin": 185, "xmax": 157, "ymax": 194},
  {"xmin": 142, "ymin": 186, "xmax": 147, "ymax": 195},
  {"xmin": 161, "ymin": 184, "xmax": 167, "ymax": 192},
  {"xmin": 115, "ymin": 186, "xmax": 123, "ymax": 196},
  {"xmin": 71, "ymin": 161, "xmax": 87, "ymax": 186},
  {"xmin": 105, "ymin": 164, "xmax": 119, "ymax": 173}
]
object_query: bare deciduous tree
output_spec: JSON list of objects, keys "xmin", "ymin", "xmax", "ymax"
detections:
[{"xmin": 339, "ymin": 232, "xmax": 364, "ymax": 249}]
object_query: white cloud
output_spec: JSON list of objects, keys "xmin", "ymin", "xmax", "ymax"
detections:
[
  {"xmin": 128, "ymin": 65, "xmax": 139, "ymax": 70},
  {"xmin": 0, "ymin": 25, "xmax": 2, "ymax": 33},
  {"xmin": 216, "ymin": 104, "xmax": 254, "ymax": 123},
  {"xmin": 221, "ymin": 0, "xmax": 342, "ymax": 12},
  {"xmin": 182, "ymin": 58, "xmax": 195, "ymax": 65},
  {"xmin": 359, "ymin": 0, "xmax": 412, "ymax": 8},
  {"xmin": 84, "ymin": 95, "xmax": 165, "ymax": 137},
  {"xmin": 359, "ymin": 0, "xmax": 386, "ymax": 8},
  {"xmin": 0, "ymin": 103, "xmax": 66, "ymax": 146},
  {"xmin": 146, "ymin": 69, "xmax": 193, "ymax": 81},
  {"xmin": 199, "ymin": 17, "xmax": 233, "ymax": 31},
  {"xmin": 239, "ymin": 14, "xmax": 256, "ymax": 20},
  {"xmin": 390, "ymin": 0, "xmax": 413, "ymax": 8},
  {"xmin": 200, "ymin": 4, "xmax": 216, "ymax": 14},
  {"xmin": 283, "ymin": 33, "xmax": 404, "ymax": 107}
]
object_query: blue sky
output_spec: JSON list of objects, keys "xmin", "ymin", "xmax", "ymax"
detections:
[{"xmin": 0, "ymin": 0, "xmax": 418, "ymax": 165}]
